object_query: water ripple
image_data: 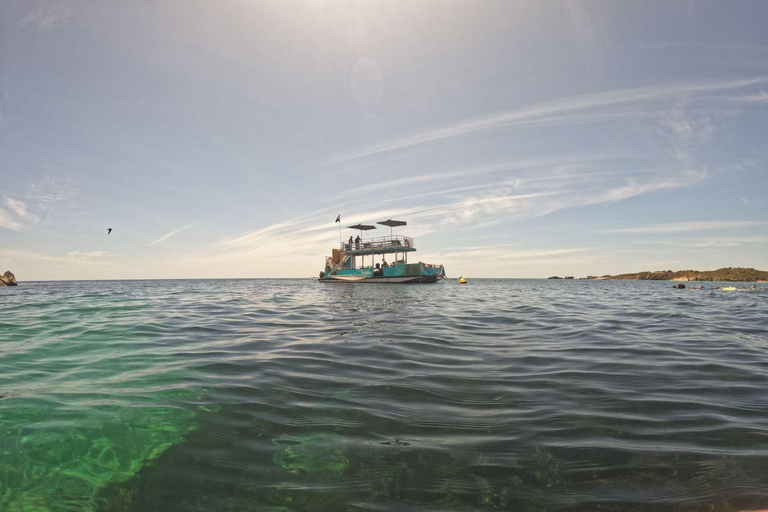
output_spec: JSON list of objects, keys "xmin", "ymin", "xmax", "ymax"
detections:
[{"xmin": 1, "ymin": 279, "xmax": 767, "ymax": 511}]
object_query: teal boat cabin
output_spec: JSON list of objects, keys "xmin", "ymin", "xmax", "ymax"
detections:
[{"xmin": 319, "ymin": 219, "xmax": 445, "ymax": 283}]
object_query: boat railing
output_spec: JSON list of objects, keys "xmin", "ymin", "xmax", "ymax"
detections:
[
  {"xmin": 340, "ymin": 235, "xmax": 414, "ymax": 252},
  {"xmin": 325, "ymin": 253, "xmax": 350, "ymax": 274}
]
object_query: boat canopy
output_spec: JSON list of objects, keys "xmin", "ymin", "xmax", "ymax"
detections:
[
  {"xmin": 377, "ymin": 219, "xmax": 406, "ymax": 237},
  {"xmin": 377, "ymin": 219, "xmax": 406, "ymax": 228},
  {"xmin": 347, "ymin": 224, "xmax": 377, "ymax": 231}
]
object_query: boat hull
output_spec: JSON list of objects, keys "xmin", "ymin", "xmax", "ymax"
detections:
[
  {"xmin": 319, "ymin": 275, "xmax": 441, "ymax": 284},
  {"xmin": 319, "ymin": 262, "xmax": 444, "ymax": 284}
]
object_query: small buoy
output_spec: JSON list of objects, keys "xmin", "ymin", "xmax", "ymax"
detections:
[{"xmin": 458, "ymin": 277, "xmax": 467, "ymax": 284}]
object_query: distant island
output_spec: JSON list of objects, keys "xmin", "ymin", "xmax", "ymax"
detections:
[{"xmin": 586, "ymin": 267, "xmax": 768, "ymax": 282}]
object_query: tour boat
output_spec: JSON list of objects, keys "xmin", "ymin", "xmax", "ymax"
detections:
[{"xmin": 318, "ymin": 219, "xmax": 445, "ymax": 283}]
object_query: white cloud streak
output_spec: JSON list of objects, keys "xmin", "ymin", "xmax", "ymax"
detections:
[
  {"xmin": 0, "ymin": 210, "xmax": 22, "ymax": 231},
  {"xmin": 431, "ymin": 246, "xmax": 588, "ymax": 261},
  {"xmin": 0, "ymin": 197, "xmax": 31, "ymax": 231},
  {"xmin": 68, "ymin": 251, "xmax": 110, "ymax": 260},
  {"xmin": 338, "ymin": 154, "xmax": 630, "ymax": 198},
  {"xmin": 197, "ymin": 166, "xmax": 707, "ymax": 265},
  {"xmin": 1, "ymin": 249, "xmax": 120, "ymax": 267},
  {"xmin": 148, "ymin": 223, "xmax": 198, "ymax": 247},
  {"xmin": 607, "ymin": 221, "xmax": 768, "ymax": 234},
  {"xmin": 329, "ymin": 78, "xmax": 765, "ymax": 164}
]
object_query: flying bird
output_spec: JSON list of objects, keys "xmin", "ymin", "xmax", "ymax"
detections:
[{"xmin": 107, "ymin": 228, "xmax": 112, "ymax": 234}]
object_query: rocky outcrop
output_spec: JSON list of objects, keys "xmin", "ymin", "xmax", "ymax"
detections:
[{"xmin": 0, "ymin": 271, "xmax": 17, "ymax": 286}]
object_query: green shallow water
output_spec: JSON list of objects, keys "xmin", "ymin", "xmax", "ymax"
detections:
[
  {"xmin": 1, "ymin": 279, "xmax": 768, "ymax": 511},
  {"xmin": 0, "ymin": 283, "xmax": 212, "ymax": 511}
]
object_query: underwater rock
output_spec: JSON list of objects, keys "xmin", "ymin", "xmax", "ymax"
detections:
[
  {"xmin": 272, "ymin": 434, "xmax": 349, "ymax": 479},
  {"xmin": 0, "ymin": 271, "xmax": 17, "ymax": 286},
  {"xmin": 380, "ymin": 438, "xmax": 412, "ymax": 446}
]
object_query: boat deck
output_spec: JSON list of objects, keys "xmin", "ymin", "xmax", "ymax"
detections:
[{"xmin": 342, "ymin": 235, "xmax": 417, "ymax": 256}]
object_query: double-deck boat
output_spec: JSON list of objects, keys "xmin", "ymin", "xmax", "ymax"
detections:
[{"xmin": 318, "ymin": 219, "xmax": 445, "ymax": 283}]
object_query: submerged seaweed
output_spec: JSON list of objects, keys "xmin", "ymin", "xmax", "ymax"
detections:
[{"xmin": 272, "ymin": 434, "xmax": 349, "ymax": 479}]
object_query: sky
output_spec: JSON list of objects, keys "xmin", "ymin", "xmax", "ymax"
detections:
[{"xmin": 1, "ymin": 0, "xmax": 767, "ymax": 280}]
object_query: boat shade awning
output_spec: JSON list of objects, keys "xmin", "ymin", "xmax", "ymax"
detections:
[
  {"xmin": 377, "ymin": 219, "xmax": 407, "ymax": 228},
  {"xmin": 347, "ymin": 224, "xmax": 377, "ymax": 231}
]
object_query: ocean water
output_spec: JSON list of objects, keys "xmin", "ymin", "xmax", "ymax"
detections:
[{"xmin": 1, "ymin": 279, "xmax": 767, "ymax": 512}]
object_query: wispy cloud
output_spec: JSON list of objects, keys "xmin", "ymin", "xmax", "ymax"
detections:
[
  {"xmin": 0, "ymin": 197, "xmax": 32, "ymax": 231},
  {"xmin": 566, "ymin": 0, "xmax": 603, "ymax": 45},
  {"xmin": 84, "ymin": 124, "xmax": 163, "ymax": 205},
  {"xmin": 390, "ymin": 167, "xmax": 703, "ymax": 227},
  {"xmin": 207, "ymin": 218, "xmax": 311, "ymax": 253},
  {"xmin": 631, "ymin": 235, "xmax": 768, "ymax": 248},
  {"xmin": 607, "ymin": 220, "xmax": 768, "ymax": 234},
  {"xmin": 198, "ymin": 162, "xmax": 707, "ymax": 266},
  {"xmin": 338, "ymin": 154, "xmax": 630, "ymax": 197},
  {"xmin": 307, "ymin": 76, "xmax": 760, "ymax": 248},
  {"xmin": 688, "ymin": 237, "xmax": 768, "ymax": 248},
  {"xmin": 329, "ymin": 78, "xmax": 765, "ymax": 164},
  {"xmin": 0, "ymin": 249, "xmax": 119, "ymax": 267},
  {"xmin": 5, "ymin": 197, "xmax": 29, "ymax": 220},
  {"xmin": 17, "ymin": 0, "xmax": 72, "ymax": 32},
  {"xmin": 727, "ymin": 90, "xmax": 768, "ymax": 104},
  {"xmin": 148, "ymin": 223, "xmax": 198, "ymax": 247},
  {"xmin": 68, "ymin": 250, "xmax": 110, "ymax": 260},
  {"xmin": 432, "ymin": 246, "xmax": 589, "ymax": 261},
  {"xmin": 580, "ymin": 170, "xmax": 705, "ymax": 208},
  {"xmin": 0, "ymin": 210, "xmax": 22, "ymax": 231}
]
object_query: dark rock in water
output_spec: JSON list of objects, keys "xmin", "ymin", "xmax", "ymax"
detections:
[
  {"xmin": 380, "ymin": 437, "xmax": 412, "ymax": 446},
  {"xmin": 1, "ymin": 271, "xmax": 17, "ymax": 286}
]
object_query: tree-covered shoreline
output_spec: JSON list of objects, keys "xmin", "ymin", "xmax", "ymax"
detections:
[{"xmin": 587, "ymin": 267, "xmax": 768, "ymax": 282}]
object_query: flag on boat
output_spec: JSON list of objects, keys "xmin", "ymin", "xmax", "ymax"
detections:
[{"xmin": 335, "ymin": 214, "xmax": 341, "ymax": 223}]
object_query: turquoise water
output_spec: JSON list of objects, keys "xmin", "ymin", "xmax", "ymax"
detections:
[{"xmin": 1, "ymin": 279, "xmax": 767, "ymax": 511}]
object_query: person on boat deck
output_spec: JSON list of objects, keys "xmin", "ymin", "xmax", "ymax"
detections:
[
  {"xmin": 355, "ymin": 235, "xmax": 361, "ymax": 248},
  {"xmin": 347, "ymin": 236, "xmax": 353, "ymax": 250},
  {"xmin": 382, "ymin": 259, "xmax": 389, "ymax": 268}
]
